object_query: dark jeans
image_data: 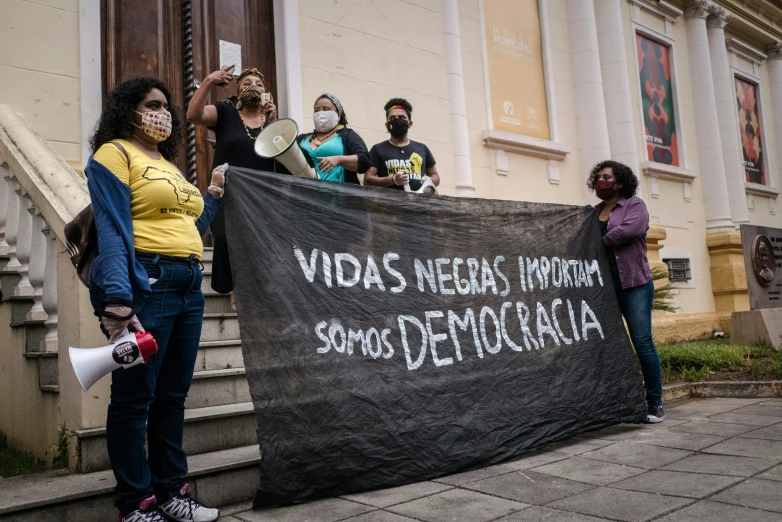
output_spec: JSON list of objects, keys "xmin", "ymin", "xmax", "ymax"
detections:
[
  {"xmin": 89, "ymin": 252, "xmax": 205, "ymax": 516},
  {"xmin": 610, "ymin": 264, "xmax": 663, "ymax": 408}
]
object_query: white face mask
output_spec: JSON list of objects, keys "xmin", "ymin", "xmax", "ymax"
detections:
[{"xmin": 313, "ymin": 110, "xmax": 339, "ymax": 133}]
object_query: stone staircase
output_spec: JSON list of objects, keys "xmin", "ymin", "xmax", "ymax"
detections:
[
  {"xmin": 0, "ymin": 105, "xmax": 261, "ymax": 520},
  {"xmin": 0, "ymin": 250, "xmax": 262, "ymax": 520}
]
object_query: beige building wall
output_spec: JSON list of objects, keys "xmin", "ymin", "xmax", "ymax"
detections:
[{"xmin": 0, "ymin": 0, "xmax": 81, "ymax": 164}]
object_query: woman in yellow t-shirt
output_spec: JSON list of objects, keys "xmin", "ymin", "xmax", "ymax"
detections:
[{"xmin": 86, "ymin": 77, "xmax": 224, "ymax": 522}]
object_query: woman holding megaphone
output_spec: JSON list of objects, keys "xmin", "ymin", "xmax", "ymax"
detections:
[
  {"xmin": 187, "ymin": 66, "xmax": 278, "ymax": 295},
  {"xmin": 87, "ymin": 77, "xmax": 224, "ymax": 522}
]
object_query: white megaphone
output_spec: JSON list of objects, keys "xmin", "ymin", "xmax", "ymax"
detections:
[
  {"xmin": 69, "ymin": 330, "xmax": 158, "ymax": 391},
  {"xmin": 404, "ymin": 176, "xmax": 438, "ymax": 195},
  {"xmin": 254, "ymin": 118, "xmax": 318, "ymax": 179}
]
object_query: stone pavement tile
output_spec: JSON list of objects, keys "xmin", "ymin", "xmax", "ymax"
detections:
[
  {"xmin": 655, "ymin": 500, "xmax": 782, "ymax": 522},
  {"xmin": 741, "ymin": 423, "xmax": 782, "ymax": 441},
  {"xmin": 581, "ymin": 441, "xmax": 692, "ymax": 469},
  {"xmin": 495, "ymin": 506, "xmax": 613, "ymax": 521},
  {"xmin": 432, "ymin": 451, "xmax": 570, "ymax": 486},
  {"xmin": 342, "ymin": 511, "xmax": 419, "ymax": 522},
  {"xmin": 387, "ymin": 488, "xmax": 527, "ymax": 522},
  {"xmin": 610, "ymin": 469, "xmax": 742, "ymax": 499},
  {"xmin": 661, "ymin": 453, "xmax": 774, "ymax": 477},
  {"xmin": 631, "ymin": 429, "xmax": 726, "ymax": 451},
  {"xmin": 341, "ymin": 481, "xmax": 452, "ymax": 508},
  {"xmin": 464, "ymin": 470, "xmax": 594, "ymax": 505},
  {"xmin": 669, "ymin": 420, "xmax": 759, "ymax": 437},
  {"xmin": 668, "ymin": 401, "xmax": 747, "ymax": 416},
  {"xmin": 708, "ymin": 412, "xmax": 782, "ymax": 427},
  {"xmin": 730, "ymin": 404, "xmax": 782, "ymax": 417},
  {"xmin": 703, "ymin": 437, "xmax": 782, "ymax": 459},
  {"xmin": 579, "ymin": 425, "xmax": 645, "ymax": 441},
  {"xmin": 547, "ymin": 487, "xmax": 692, "ymax": 522},
  {"xmin": 758, "ymin": 463, "xmax": 782, "ymax": 481},
  {"xmin": 234, "ymin": 498, "xmax": 373, "ymax": 522},
  {"xmin": 545, "ymin": 437, "xmax": 616, "ymax": 455},
  {"xmin": 530, "ymin": 456, "xmax": 646, "ymax": 486},
  {"xmin": 711, "ymin": 478, "xmax": 782, "ymax": 513}
]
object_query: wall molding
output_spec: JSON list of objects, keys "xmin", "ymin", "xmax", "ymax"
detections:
[
  {"xmin": 481, "ymin": 129, "xmax": 570, "ymax": 162},
  {"xmin": 745, "ymin": 181, "xmax": 780, "ymax": 198}
]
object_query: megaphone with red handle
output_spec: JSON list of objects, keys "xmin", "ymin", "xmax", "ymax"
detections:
[{"xmin": 69, "ymin": 330, "xmax": 158, "ymax": 391}]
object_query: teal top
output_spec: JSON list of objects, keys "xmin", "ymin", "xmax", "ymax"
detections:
[{"xmin": 301, "ymin": 134, "xmax": 345, "ymax": 182}]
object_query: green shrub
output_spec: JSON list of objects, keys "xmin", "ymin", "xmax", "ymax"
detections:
[
  {"xmin": 750, "ymin": 360, "xmax": 762, "ymax": 380},
  {"xmin": 680, "ymin": 365, "xmax": 710, "ymax": 382},
  {"xmin": 774, "ymin": 360, "xmax": 782, "ymax": 379},
  {"xmin": 658, "ymin": 340, "xmax": 749, "ymax": 372},
  {"xmin": 661, "ymin": 361, "xmax": 672, "ymax": 384}
]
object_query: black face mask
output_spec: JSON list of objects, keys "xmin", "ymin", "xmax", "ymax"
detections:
[{"xmin": 386, "ymin": 117, "xmax": 410, "ymax": 137}]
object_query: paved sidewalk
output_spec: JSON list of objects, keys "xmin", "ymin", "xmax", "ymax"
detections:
[{"xmin": 226, "ymin": 398, "xmax": 782, "ymax": 522}]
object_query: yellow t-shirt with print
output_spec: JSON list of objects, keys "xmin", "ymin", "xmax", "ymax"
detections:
[{"xmin": 93, "ymin": 140, "xmax": 205, "ymax": 259}]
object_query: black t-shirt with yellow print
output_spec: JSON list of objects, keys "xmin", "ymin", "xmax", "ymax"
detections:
[{"xmin": 369, "ymin": 140, "xmax": 436, "ymax": 191}]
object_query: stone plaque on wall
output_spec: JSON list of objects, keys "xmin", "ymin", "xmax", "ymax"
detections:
[{"xmin": 741, "ymin": 224, "xmax": 782, "ymax": 310}]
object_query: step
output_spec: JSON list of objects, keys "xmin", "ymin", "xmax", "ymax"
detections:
[
  {"xmin": 73, "ymin": 402, "xmax": 257, "ymax": 473},
  {"xmin": 203, "ymin": 290, "xmax": 231, "ymax": 313},
  {"xmin": 0, "ymin": 445, "xmax": 260, "ymax": 521},
  {"xmin": 201, "ymin": 313, "xmax": 240, "ymax": 343},
  {"xmin": 196, "ymin": 340, "xmax": 245, "ymax": 372},
  {"xmin": 187, "ymin": 368, "xmax": 249, "ymax": 409}
]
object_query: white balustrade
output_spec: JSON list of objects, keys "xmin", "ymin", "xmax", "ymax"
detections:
[
  {"xmin": 26, "ymin": 205, "xmax": 48, "ymax": 321},
  {"xmin": 0, "ymin": 161, "xmax": 9, "ymax": 254},
  {"xmin": 13, "ymin": 188, "xmax": 34, "ymax": 296},
  {"xmin": 2, "ymin": 172, "xmax": 21, "ymax": 270},
  {"xmin": 40, "ymin": 225, "xmax": 58, "ymax": 352}
]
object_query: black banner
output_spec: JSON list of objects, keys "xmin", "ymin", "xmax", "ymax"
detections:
[{"xmin": 223, "ymin": 168, "xmax": 647, "ymax": 507}]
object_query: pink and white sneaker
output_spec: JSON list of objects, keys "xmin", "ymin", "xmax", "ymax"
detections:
[
  {"xmin": 159, "ymin": 484, "xmax": 219, "ymax": 522},
  {"xmin": 120, "ymin": 496, "xmax": 167, "ymax": 522}
]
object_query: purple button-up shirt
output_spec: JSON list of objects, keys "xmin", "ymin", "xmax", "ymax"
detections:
[{"xmin": 595, "ymin": 196, "xmax": 652, "ymax": 289}]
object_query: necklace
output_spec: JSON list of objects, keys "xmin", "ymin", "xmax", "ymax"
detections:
[
  {"xmin": 311, "ymin": 128, "xmax": 337, "ymax": 147},
  {"xmin": 238, "ymin": 112, "xmax": 265, "ymax": 139},
  {"xmin": 390, "ymin": 138, "xmax": 410, "ymax": 153}
]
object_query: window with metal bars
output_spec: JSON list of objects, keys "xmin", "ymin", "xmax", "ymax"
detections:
[{"xmin": 663, "ymin": 258, "xmax": 691, "ymax": 283}]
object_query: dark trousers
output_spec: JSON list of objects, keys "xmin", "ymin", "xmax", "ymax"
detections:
[
  {"xmin": 209, "ymin": 206, "xmax": 233, "ymax": 294},
  {"xmin": 90, "ymin": 252, "xmax": 205, "ymax": 516},
  {"xmin": 610, "ymin": 264, "xmax": 663, "ymax": 408}
]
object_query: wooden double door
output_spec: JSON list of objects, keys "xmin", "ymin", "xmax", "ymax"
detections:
[{"xmin": 101, "ymin": 0, "xmax": 276, "ymax": 192}]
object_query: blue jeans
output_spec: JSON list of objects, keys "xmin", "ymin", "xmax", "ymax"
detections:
[
  {"xmin": 610, "ymin": 264, "xmax": 663, "ymax": 408},
  {"xmin": 90, "ymin": 252, "xmax": 205, "ymax": 516}
]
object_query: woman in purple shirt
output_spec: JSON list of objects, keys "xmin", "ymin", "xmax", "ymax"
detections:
[{"xmin": 589, "ymin": 160, "xmax": 665, "ymax": 423}]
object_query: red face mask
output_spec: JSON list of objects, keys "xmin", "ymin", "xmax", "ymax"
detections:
[{"xmin": 595, "ymin": 179, "xmax": 616, "ymax": 200}]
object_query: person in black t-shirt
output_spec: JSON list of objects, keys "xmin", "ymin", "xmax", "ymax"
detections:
[
  {"xmin": 364, "ymin": 98, "xmax": 440, "ymax": 191},
  {"xmin": 187, "ymin": 66, "xmax": 279, "ymax": 294}
]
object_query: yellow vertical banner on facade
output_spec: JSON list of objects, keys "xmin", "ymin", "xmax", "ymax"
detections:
[{"xmin": 484, "ymin": 0, "xmax": 550, "ymax": 140}]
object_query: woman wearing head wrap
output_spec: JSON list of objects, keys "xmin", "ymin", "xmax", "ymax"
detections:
[
  {"xmin": 187, "ymin": 66, "xmax": 280, "ymax": 294},
  {"xmin": 296, "ymin": 93, "xmax": 370, "ymax": 184}
]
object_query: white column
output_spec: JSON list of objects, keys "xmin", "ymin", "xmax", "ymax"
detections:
[
  {"xmin": 685, "ymin": 2, "xmax": 734, "ymax": 232},
  {"xmin": 0, "ymin": 161, "xmax": 8, "ymax": 253},
  {"xmin": 707, "ymin": 9, "xmax": 749, "ymax": 225},
  {"xmin": 569, "ymin": 0, "xmax": 612, "ymax": 202},
  {"xmin": 13, "ymin": 188, "xmax": 34, "ymax": 296},
  {"xmin": 79, "ymin": 0, "xmax": 102, "ymax": 165},
  {"xmin": 27, "ymin": 205, "xmax": 48, "ymax": 321},
  {"xmin": 3, "ymin": 173, "xmax": 21, "ymax": 270},
  {"xmin": 273, "ymin": 0, "xmax": 304, "ymax": 126},
  {"xmin": 767, "ymin": 44, "xmax": 782, "ymax": 192},
  {"xmin": 595, "ymin": 0, "xmax": 643, "ymax": 196},
  {"xmin": 40, "ymin": 225, "xmax": 58, "ymax": 352},
  {"xmin": 442, "ymin": 0, "xmax": 475, "ymax": 197}
]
